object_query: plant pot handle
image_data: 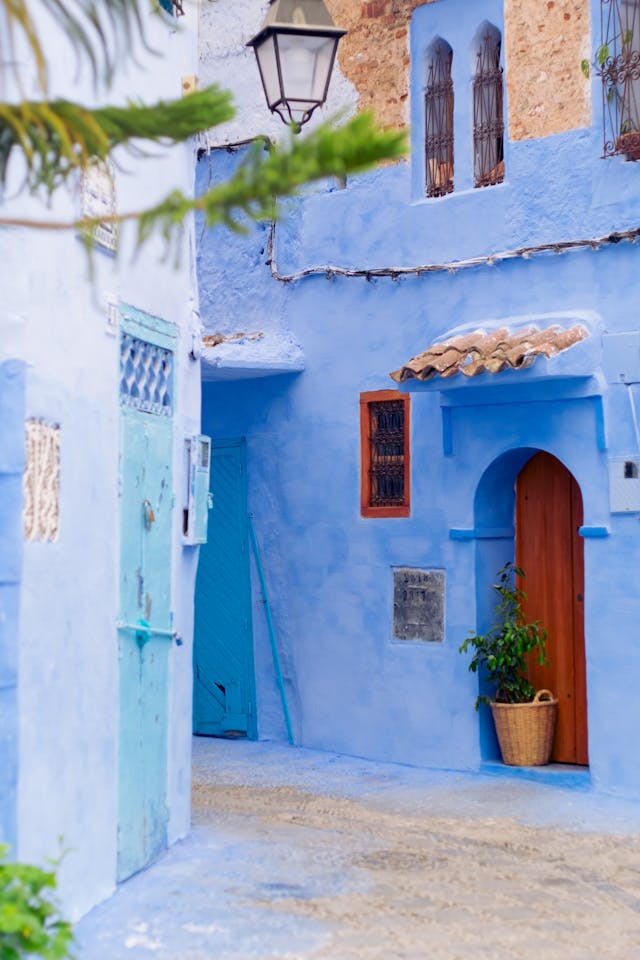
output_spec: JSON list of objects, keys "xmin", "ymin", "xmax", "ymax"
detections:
[{"xmin": 534, "ymin": 689, "xmax": 554, "ymax": 703}]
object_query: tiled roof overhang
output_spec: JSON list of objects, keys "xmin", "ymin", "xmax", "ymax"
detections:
[{"xmin": 390, "ymin": 324, "xmax": 590, "ymax": 383}]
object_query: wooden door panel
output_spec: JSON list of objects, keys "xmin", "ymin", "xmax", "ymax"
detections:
[
  {"xmin": 516, "ymin": 452, "xmax": 588, "ymax": 765},
  {"xmin": 193, "ymin": 440, "xmax": 256, "ymax": 739},
  {"xmin": 118, "ymin": 409, "xmax": 173, "ymax": 880}
]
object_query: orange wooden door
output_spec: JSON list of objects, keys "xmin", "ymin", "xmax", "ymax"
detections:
[{"xmin": 515, "ymin": 452, "xmax": 588, "ymax": 765}]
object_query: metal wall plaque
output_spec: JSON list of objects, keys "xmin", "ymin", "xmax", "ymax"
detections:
[{"xmin": 393, "ymin": 567, "xmax": 444, "ymax": 642}]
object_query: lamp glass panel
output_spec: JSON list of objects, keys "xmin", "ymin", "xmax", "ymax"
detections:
[
  {"xmin": 254, "ymin": 35, "xmax": 282, "ymax": 108},
  {"xmin": 278, "ymin": 34, "xmax": 337, "ymax": 103}
]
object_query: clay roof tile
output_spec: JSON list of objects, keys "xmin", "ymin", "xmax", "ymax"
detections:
[{"xmin": 390, "ymin": 324, "xmax": 589, "ymax": 383}]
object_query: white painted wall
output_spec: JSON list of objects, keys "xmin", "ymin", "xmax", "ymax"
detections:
[{"xmin": 5, "ymin": 3, "xmax": 201, "ymax": 919}]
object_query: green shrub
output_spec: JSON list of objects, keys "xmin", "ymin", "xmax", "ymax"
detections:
[{"xmin": 0, "ymin": 845, "xmax": 73, "ymax": 960}]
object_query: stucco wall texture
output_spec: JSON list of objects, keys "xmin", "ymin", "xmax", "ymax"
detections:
[
  {"xmin": 324, "ymin": 0, "xmax": 592, "ymax": 139},
  {"xmin": 325, "ymin": 0, "xmax": 434, "ymax": 130}
]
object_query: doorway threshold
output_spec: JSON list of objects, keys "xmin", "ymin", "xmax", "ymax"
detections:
[{"xmin": 480, "ymin": 760, "xmax": 591, "ymax": 791}]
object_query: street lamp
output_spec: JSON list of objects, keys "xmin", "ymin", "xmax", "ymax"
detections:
[{"xmin": 247, "ymin": 0, "xmax": 346, "ymax": 130}]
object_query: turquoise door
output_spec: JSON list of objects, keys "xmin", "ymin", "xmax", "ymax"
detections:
[
  {"xmin": 117, "ymin": 317, "xmax": 175, "ymax": 882},
  {"xmin": 193, "ymin": 439, "xmax": 256, "ymax": 738}
]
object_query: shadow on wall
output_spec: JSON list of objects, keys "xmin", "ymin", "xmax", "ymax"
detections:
[{"xmin": 473, "ymin": 446, "xmax": 542, "ymax": 760}]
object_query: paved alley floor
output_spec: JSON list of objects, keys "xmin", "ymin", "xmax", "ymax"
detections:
[{"xmin": 75, "ymin": 739, "xmax": 640, "ymax": 959}]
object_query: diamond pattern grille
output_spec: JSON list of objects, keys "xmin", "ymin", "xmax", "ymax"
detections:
[{"xmin": 119, "ymin": 333, "xmax": 173, "ymax": 417}]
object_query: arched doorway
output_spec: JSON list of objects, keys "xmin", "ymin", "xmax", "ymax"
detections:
[{"xmin": 515, "ymin": 452, "xmax": 588, "ymax": 765}]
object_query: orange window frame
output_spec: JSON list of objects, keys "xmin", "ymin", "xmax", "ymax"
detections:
[{"xmin": 360, "ymin": 390, "xmax": 411, "ymax": 519}]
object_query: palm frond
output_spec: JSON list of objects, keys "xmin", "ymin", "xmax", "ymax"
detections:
[
  {"xmin": 1, "ymin": 0, "xmax": 159, "ymax": 93},
  {"xmin": 0, "ymin": 85, "xmax": 234, "ymax": 193}
]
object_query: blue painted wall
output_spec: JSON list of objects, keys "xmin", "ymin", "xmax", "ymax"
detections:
[
  {"xmin": 0, "ymin": 359, "xmax": 25, "ymax": 850},
  {"xmin": 197, "ymin": 0, "xmax": 640, "ymax": 795}
]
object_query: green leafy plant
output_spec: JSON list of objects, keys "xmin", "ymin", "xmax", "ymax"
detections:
[
  {"xmin": 581, "ymin": 29, "xmax": 633, "ymax": 79},
  {"xmin": 458, "ymin": 562, "xmax": 548, "ymax": 709},
  {"xmin": 0, "ymin": 845, "xmax": 73, "ymax": 960},
  {"xmin": 581, "ymin": 42, "xmax": 611, "ymax": 79}
]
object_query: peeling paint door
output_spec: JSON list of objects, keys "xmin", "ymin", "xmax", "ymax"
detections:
[
  {"xmin": 193, "ymin": 439, "xmax": 256, "ymax": 738},
  {"xmin": 117, "ymin": 324, "xmax": 174, "ymax": 881},
  {"xmin": 515, "ymin": 452, "xmax": 588, "ymax": 765}
]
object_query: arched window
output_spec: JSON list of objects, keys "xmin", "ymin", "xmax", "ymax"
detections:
[
  {"xmin": 425, "ymin": 38, "xmax": 454, "ymax": 198},
  {"xmin": 598, "ymin": 0, "xmax": 640, "ymax": 159},
  {"xmin": 472, "ymin": 23, "xmax": 504, "ymax": 187}
]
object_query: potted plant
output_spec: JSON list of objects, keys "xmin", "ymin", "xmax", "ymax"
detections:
[
  {"xmin": 459, "ymin": 562, "xmax": 557, "ymax": 766},
  {"xmin": 616, "ymin": 120, "xmax": 640, "ymax": 161}
]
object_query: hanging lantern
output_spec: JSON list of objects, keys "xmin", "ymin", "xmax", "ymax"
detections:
[{"xmin": 247, "ymin": 0, "xmax": 346, "ymax": 130}]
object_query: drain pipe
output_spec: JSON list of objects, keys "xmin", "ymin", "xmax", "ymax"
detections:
[
  {"xmin": 627, "ymin": 383, "xmax": 640, "ymax": 456},
  {"xmin": 248, "ymin": 514, "xmax": 295, "ymax": 746}
]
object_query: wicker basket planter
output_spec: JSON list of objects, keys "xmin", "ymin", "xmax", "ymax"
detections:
[{"xmin": 490, "ymin": 689, "xmax": 557, "ymax": 766}]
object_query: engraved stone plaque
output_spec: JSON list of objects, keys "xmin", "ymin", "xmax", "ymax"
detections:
[{"xmin": 393, "ymin": 568, "xmax": 444, "ymax": 642}]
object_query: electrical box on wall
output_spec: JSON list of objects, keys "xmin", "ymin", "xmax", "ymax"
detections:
[
  {"xmin": 183, "ymin": 435, "xmax": 212, "ymax": 544},
  {"xmin": 609, "ymin": 457, "xmax": 640, "ymax": 513}
]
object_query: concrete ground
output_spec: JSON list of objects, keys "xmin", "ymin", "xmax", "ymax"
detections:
[{"xmin": 76, "ymin": 739, "xmax": 640, "ymax": 959}]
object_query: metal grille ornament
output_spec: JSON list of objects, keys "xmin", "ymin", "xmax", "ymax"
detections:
[
  {"xmin": 425, "ymin": 41, "xmax": 454, "ymax": 198},
  {"xmin": 369, "ymin": 400, "xmax": 405, "ymax": 507},
  {"xmin": 473, "ymin": 28, "xmax": 505, "ymax": 187},
  {"xmin": 119, "ymin": 333, "xmax": 173, "ymax": 417},
  {"xmin": 598, "ymin": 0, "xmax": 640, "ymax": 159},
  {"xmin": 80, "ymin": 161, "xmax": 118, "ymax": 252},
  {"xmin": 23, "ymin": 420, "xmax": 60, "ymax": 542}
]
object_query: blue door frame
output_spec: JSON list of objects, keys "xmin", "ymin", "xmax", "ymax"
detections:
[{"xmin": 0, "ymin": 359, "xmax": 25, "ymax": 850}]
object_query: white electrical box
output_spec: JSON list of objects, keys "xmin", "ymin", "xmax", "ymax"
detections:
[
  {"xmin": 183, "ymin": 435, "xmax": 212, "ymax": 544},
  {"xmin": 609, "ymin": 457, "xmax": 640, "ymax": 513}
]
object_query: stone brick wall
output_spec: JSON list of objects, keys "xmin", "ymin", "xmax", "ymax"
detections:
[
  {"xmin": 325, "ymin": 0, "xmax": 592, "ymax": 140},
  {"xmin": 504, "ymin": 0, "xmax": 592, "ymax": 140}
]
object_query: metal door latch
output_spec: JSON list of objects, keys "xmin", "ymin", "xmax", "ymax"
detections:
[{"xmin": 143, "ymin": 499, "xmax": 156, "ymax": 529}]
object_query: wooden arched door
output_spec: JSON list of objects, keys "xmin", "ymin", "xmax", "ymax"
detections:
[{"xmin": 515, "ymin": 452, "xmax": 588, "ymax": 765}]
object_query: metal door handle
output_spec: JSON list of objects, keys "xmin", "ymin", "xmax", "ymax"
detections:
[{"xmin": 117, "ymin": 620, "xmax": 180, "ymax": 647}]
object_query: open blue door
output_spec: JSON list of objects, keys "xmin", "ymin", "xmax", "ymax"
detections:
[
  {"xmin": 117, "ymin": 310, "xmax": 175, "ymax": 881},
  {"xmin": 193, "ymin": 438, "xmax": 256, "ymax": 738}
]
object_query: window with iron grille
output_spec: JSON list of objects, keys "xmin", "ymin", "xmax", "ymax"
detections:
[
  {"xmin": 598, "ymin": 0, "xmax": 640, "ymax": 159},
  {"xmin": 425, "ymin": 38, "xmax": 454, "ymax": 198},
  {"xmin": 360, "ymin": 391, "xmax": 410, "ymax": 518},
  {"xmin": 473, "ymin": 23, "xmax": 505, "ymax": 188},
  {"xmin": 119, "ymin": 332, "xmax": 174, "ymax": 417}
]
